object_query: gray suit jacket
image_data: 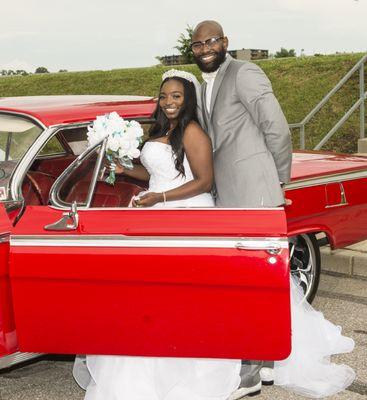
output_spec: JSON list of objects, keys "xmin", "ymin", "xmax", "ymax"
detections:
[{"xmin": 201, "ymin": 55, "xmax": 292, "ymax": 207}]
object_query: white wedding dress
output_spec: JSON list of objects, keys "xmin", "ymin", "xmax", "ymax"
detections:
[
  {"xmin": 274, "ymin": 278, "xmax": 355, "ymax": 398},
  {"xmin": 73, "ymin": 141, "xmax": 355, "ymax": 399}
]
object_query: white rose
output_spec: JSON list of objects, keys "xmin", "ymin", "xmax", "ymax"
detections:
[
  {"xmin": 107, "ymin": 136, "xmax": 120, "ymax": 152},
  {"xmin": 128, "ymin": 148, "xmax": 140, "ymax": 159}
]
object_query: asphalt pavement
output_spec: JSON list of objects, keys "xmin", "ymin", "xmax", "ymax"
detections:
[{"xmin": 0, "ymin": 272, "xmax": 366, "ymax": 400}]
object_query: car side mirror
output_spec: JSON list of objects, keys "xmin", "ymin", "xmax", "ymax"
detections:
[{"xmin": 44, "ymin": 201, "xmax": 79, "ymax": 231}]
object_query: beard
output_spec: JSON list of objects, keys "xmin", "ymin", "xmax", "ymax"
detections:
[{"xmin": 193, "ymin": 47, "xmax": 227, "ymax": 73}]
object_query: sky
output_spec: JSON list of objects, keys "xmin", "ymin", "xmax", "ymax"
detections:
[{"xmin": 1, "ymin": 0, "xmax": 366, "ymax": 72}]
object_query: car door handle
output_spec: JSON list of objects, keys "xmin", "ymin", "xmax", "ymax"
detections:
[
  {"xmin": 325, "ymin": 182, "xmax": 348, "ymax": 209},
  {"xmin": 235, "ymin": 241, "xmax": 282, "ymax": 254},
  {"xmin": 44, "ymin": 202, "xmax": 79, "ymax": 231}
]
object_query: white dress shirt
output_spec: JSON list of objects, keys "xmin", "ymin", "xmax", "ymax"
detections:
[
  {"xmin": 202, "ymin": 70, "xmax": 219, "ymax": 113},
  {"xmin": 202, "ymin": 54, "xmax": 229, "ymax": 113}
]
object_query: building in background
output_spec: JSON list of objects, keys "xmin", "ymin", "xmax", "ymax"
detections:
[
  {"xmin": 229, "ymin": 49, "xmax": 269, "ymax": 61},
  {"xmin": 158, "ymin": 54, "xmax": 186, "ymax": 66},
  {"xmin": 159, "ymin": 49, "xmax": 269, "ymax": 66}
]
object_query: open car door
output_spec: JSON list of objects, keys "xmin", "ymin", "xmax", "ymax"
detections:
[{"xmin": 9, "ymin": 206, "xmax": 291, "ymax": 361}]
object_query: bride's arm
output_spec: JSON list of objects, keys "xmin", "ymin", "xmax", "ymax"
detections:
[
  {"xmin": 114, "ymin": 161, "xmax": 150, "ymax": 181},
  {"xmin": 136, "ymin": 122, "xmax": 213, "ymax": 206}
]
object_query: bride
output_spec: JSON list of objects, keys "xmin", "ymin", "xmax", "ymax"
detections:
[{"xmin": 74, "ymin": 70, "xmax": 355, "ymax": 399}]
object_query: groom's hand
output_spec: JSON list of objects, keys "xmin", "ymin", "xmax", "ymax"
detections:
[{"xmin": 282, "ymin": 186, "xmax": 292, "ymax": 206}]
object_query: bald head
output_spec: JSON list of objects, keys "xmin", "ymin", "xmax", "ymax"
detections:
[
  {"xmin": 191, "ymin": 20, "xmax": 228, "ymax": 73},
  {"xmin": 193, "ymin": 20, "xmax": 224, "ymax": 42}
]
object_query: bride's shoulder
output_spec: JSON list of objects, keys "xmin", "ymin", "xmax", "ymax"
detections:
[
  {"xmin": 183, "ymin": 121, "xmax": 212, "ymax": 150},
  {"xmin": 183, "ymin": 121, "xmax": 209, "ymax": 140}
]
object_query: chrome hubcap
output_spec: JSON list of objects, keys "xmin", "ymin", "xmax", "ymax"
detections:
[{"xmin": 290, "ymin": 235, "xmax": 316, "ymax": 300}]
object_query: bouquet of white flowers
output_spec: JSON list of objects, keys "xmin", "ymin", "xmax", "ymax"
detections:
[{"xmin": 87, "ymin": 112, "xmax": 144, "ymax": 185}]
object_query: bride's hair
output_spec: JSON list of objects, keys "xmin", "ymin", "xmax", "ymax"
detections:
[{"xmin": 148, "ymin": 76, "xmax": 199, "ymax": 177}]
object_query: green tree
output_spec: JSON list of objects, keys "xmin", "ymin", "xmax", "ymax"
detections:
[
  {"xmin": 35, "ymin": 66, "xmax": 49, "ymax": 74},
  {"xmin": 174, "ymin": 25, "xmax": 194, "ymax": 64},
  {"xmin": 274, "ymin": 48, "xmax": 296, "ymax": 58},
  {"xmin": 15, "ymin": 70, "xmax": 29, "ymax": 76}
]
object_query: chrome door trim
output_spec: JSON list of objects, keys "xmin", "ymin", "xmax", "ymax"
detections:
[
  {"xmin": 0, "ymin": 233, "xmax": 10, "ymax": 243},
  {"xmin": 11, "ymin": 235, "xmax": 289, "ymax": 250},
  {"xmin": 47, "ymin": 205, "xmax": 284, "ymax": 211},
  {"xmin": 0, "ymin": 351, "xmax": 43, "ymax": 370},
  {"xmin": 285, "ymin": 169, "xmax": 367, "ymax": 190}
]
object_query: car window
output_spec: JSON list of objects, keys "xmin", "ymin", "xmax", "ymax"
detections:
[
  {"xmin": 59, "ymin": 122, "xmax": 153, "ymax": 156},
  {"xmin": 52, "ymin": 143, "xmax": 146, "ymax": 209},
  {"xmin": 0, "ymin": 114, "xmax": 43, "ymax": 162},
  {"xmin": 58, "ymin": 146, "xmax": 99, "ymax": 206},
  {"xmin": 49, "ymin": 120, "xmax": 153, "ymax": 208},
  {"xmin": 61, "ymin": 127, "xmax": 89, "ymax": 156},
  {"xmin": 39, "ymin": 135, "xmax": 65, "ymax": 156},
  {"xmin": 0, "ymin": 114, "xmax": 44, "ymax": 199}
]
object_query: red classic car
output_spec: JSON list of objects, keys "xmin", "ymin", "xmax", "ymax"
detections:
[{"xmin": 0, "ymin": 96, "xmax": 366, "ymax": 370}]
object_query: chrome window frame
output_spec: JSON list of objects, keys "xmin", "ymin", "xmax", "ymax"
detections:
[
  {"xmin": 10, "ymin": 126, "xmax": 58, "ymax": 201},
  {"xmin": 48, "ymin": 119, "xmax": 155, "ymax": 210},
  {"xmin": 11, "ymin": 118, "xmax": 154, "ymax": 205},
  {"xmin": 285, "ymin": 169, "xmax": 367, "ymax": 190},
  {"xmin": 49, "ymin": 137, "xmax": 106, "ymax": 209},
  {"xmin": 0, "ymin": 111, "xmax": 47, "ymax": 202}
]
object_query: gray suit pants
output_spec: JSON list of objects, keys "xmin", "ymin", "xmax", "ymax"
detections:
[{"xmin": 240, "ymin": 361, "xmax": 274, "ymax": 388}]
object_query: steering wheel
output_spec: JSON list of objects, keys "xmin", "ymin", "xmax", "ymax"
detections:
[{"xmin": 24, "ymin": 172, "xmax": 44, "ymax": 205}]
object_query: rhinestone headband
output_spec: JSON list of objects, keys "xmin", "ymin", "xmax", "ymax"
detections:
[{"xmin": 162, "ymin": 69, "xmax": 196, "ymax": 83}]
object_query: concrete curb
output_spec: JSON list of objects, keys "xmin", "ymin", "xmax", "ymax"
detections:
[{"xmin": 321, "ymin": 240, "xmax": 367, "ymax": 278}]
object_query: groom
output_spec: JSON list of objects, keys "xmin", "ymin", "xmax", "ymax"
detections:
[
  {"xmin": 191, "ymin": 20, "xmax": 292, "ymax": 398},
  {"xmin": 192, "ymin": 20, "xmax": 292, "ymax": 208}
]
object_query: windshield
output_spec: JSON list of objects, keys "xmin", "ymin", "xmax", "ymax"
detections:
[{"xmin": 0, "ymin": 114, "xmax": 43, "ymax": 200}]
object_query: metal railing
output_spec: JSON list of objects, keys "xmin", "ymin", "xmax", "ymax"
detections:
[{"xmin": 289, "ymin": 53, "xmax": 367, "ymax": 150}]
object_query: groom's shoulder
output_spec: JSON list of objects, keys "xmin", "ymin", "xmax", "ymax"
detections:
[
  {"xmin": 230, "ymin": 60, "xmax": 272, "ymax": 91},
  {"xmin": 230, "ymin": 59, "xmax": 267, "ymax": 77}
]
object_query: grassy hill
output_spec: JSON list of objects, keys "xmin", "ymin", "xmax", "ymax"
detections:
[{"xmin": 0, "ymin": 53, "xmax": 366, "ymax": 152}]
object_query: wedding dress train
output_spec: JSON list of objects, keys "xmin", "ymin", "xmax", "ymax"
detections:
[{"xmin": 274, "ymin": 278, "xmax": 355, "ymax": 398}]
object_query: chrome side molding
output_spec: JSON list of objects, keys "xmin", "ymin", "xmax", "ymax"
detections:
[
  {"xmin": 11, "ymin": 235, "xmax": 289, "ymax": 250},
  {"xmin": 0, "ymin": 351, "xmax": 43, "ymax": 370}
]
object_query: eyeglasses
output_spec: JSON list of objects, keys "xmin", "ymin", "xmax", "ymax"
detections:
[{"xmin": 190, "ymin": 36, "xmax": 224, "ymax": 53}]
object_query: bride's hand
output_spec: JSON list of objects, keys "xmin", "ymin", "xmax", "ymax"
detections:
[
  {"xmin": 133, "ymin": 192, "xmax": 162, "ymax": 207},
  {"xmin": 105, "ymin": 159, "xmax": 124, "ymax": 175},
  {"xmin": 114, "ymin": 161, "xmax": 125, "ymax": 175}
]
